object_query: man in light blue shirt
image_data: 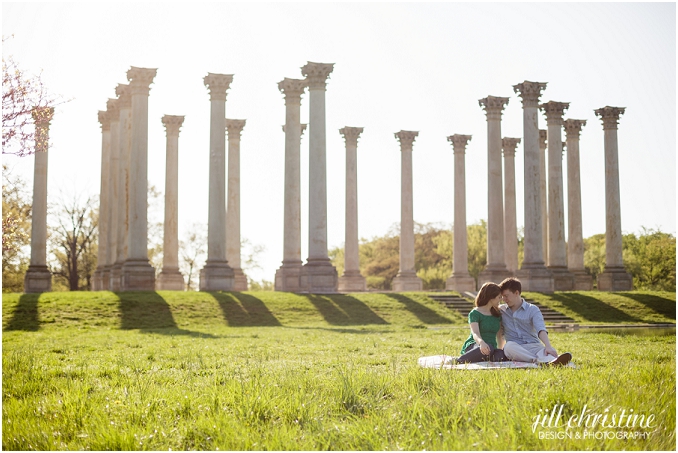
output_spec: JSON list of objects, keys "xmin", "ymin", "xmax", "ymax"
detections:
[{"xmin": 498, "ymin": 277, "xmax": 572, "ymax": 366}]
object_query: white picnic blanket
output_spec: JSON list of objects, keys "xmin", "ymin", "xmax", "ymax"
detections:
[{"xmin": 418, "ymin": 355, "xmax": 575, "ymax": 370}]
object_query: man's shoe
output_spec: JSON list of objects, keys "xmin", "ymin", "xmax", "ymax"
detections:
[{"xmin": 548, "ymin": 352, "xmax": 572, "ymax": 367}]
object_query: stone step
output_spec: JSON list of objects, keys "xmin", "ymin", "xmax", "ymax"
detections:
[{"xmin": 428, "ymin": 294, "xmax": 576, "ymax": 323}]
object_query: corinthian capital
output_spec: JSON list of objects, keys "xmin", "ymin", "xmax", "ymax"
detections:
[
  {"xmin": 447, "ymin": 134, "xmax": 472, "ymax": 153},
  {"xmin": 563, "ymin": 119, "xmax": 587, "ymax": 139},
  {"xmin": 204, "ymin": 73, "xmax": 234, "ymax": 101},
  {"xmin": 116, "ymin": 84, "xmax": 132, "ymax": 109},
  {"xmin": 513, "ymin": 81, "xmax": 547, "ymax": 108},
  {"xmin": 106, "ymin": 98, "xmax": 120, "ymax": 120},
  {"xmin": 98, "ymin": 110, "xmax": 112, "ymax": 131},
  {"xmin": 502, "ymin": 137, "xmax": 522, "ymax": 156},
  {"xmin": 594, "ymin": 106, "xmax": 625, "ymax": 130},
  {"xmin": 301, "ymin": 62, "xmax": 334, "ymax": 90},
  {"xmin": 226, "ymin": 119, "xmax": 246, "ymax": 138},
  {"xmin": 339, "ymin": 127, "xmax": 364, "ymax": 146},
  {"xmin": 395, "ymin": 130, "xmax": 418, "ymax": 149},
  {"xmin": 540, "ymin": 101, "xmax": 570, "ymax": 125},
  {"xmin": 278, "ymin": 78, "xmax": 307, "ymax": 102},
  {"xmin": 127, "ymin": 67, "xmax": 157, "ymax": 96},
  {"xmin": 162, "ymin": 115, "xmax": 185, "ymax": 136},
  {"xmin": 31, "ymin": 106, "xmax": 54, "ymax": 125},
  {"xmin": 479, "ymin": 96, "xmax": 509, "ymax": 120}
]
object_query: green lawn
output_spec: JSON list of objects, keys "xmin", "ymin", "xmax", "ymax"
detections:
[{"xmin": 2, "ymin": 291, "xmax": 676, "ymax": 450}]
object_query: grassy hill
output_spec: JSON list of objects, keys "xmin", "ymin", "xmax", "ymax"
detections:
[{"xmin": 2, "ymin": 290, "xmax": 675, "ymax": 334}]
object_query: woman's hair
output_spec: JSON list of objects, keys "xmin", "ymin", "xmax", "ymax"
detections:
[{"xmin": 475, "ymin": 282, "xmax": 502, "ymax": 317}]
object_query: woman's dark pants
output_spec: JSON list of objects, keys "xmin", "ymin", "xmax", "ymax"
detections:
[{"xmin": 457, "ymin": 344, "xmax": 508, "ymax": 363}]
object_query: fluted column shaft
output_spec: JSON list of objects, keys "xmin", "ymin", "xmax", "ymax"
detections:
[
  {"xmin": 279, "ymin": 79, "xmax": 305, "ymax": 267},
  {"xmin": 24, "ymin": 107, "xmax": 54, "ymax": 293},
  {"xmin": 539, "ymin": 129, "xmax": 548, "ymax": 263},
  {"xmin": 162, "ymin": 116, "xmax": 184, "ymax": 270},
  {"xmin": 93, "ymin": 110, "xmax": 112, "ymax": 290},
  {"xmin": 115, "ymin": 85, "xmax": 131, "ymax": 275},
  {"xmin": 340, "ymin": 127, "xmax": 363, "ymax": 275},
  {"xmin": 541, "ymin": 101, "xmax": 569, "ymax": 269},
  {"xmin": 226, "ymin": 119, "xmax": 248, "ymax": 291},
  {"xmin": 503, "ymin": 137, "xmax": 521, "ymax": 274},
  {"xmin": 564, "ymin": 120, "xmax": 586, "ymax": 271},
  {"xmin": 106, "ymin": 99, "xmax": 120, "ymax": 290},
  {"xmin": 303, "ymin": 63, "xmax": 333, "ymax": 263},
  {"xmin": 478, "ymin": 96, "xmax": 509, "ymax": 283}
]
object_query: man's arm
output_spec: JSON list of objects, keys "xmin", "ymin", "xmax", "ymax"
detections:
[
  {"xmin": 532, "ymin": 305, "xmax": 558, "ymax": 357},
  {"xmin": 538, "ymin": 330, "xmax": 558, "ymax": 358}
]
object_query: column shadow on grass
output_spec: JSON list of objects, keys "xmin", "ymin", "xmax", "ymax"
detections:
[
  {"xmin": 4, "ymin": 293, "xmax": 41, "ymax": 331},
  {"xmin": 117, "ymin": 291, "xmax": 218, "ymax": 338},
  {"xmin": 547, "ymin": 293, "xmax": 644, "ymax": 323},
  {"xmin": 305, "ymin": 294, "xmax": 388, "ymax": 326},
  {"xmin": 616, "ymin": 293, "xmax": 676, "ymax": 321},
  {"xmin": 210, "ymin": 292, "xmax": 282, "ymax": 327},
  {"xmin": 383, "ymin": 294, "xmax": 455, "ymax": 325}
]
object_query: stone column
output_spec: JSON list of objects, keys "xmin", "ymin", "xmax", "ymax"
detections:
[
  {"xmin": 156, "ymin": 115, "xmax": 186, "ymax": 291},
  {"xmin": 502, "ymin": 137, "xmax": 521, "ymax": 274},
  {"xmin": 274, "ymin": 78, "xmax": 307, "ymax": 292},
  {"xmin": 595, "ymin": 106, "xmax": 633, "ymax": 291},
  {"xmin": 92, "ymin": 110, "xmax": 112, "ymax": 291},
  {"xmin": 106, "ymin": 99, "xmax": 121, "ymax": 291},
  {"xmin": 226, "ymin": 118, "xmax": 248, "ymax": 291},
  {"xmin": 477, "ymin": 96, "xmax": 510, "ymax": 287},
  {"xmin": 445, "ymin": 134, "xmax": 476, "ymax": 292},
  {"xmin": 300, "ymin": 62, "xmax": 338, "ymax": 293},
  {"xmin": 563, "ymin": 119, "xmax": 593, "ymax": 290},
  {"xmin": 338, "ymin": 126, "xmax": 367, "ymax": 292},
  {"xmin": 540, "ymin": 101, "xmax": 575, "ymax": 290},
  {"xmin": 539, "ymin": 129, "xmax": 549, "ymax": 264},
  {"xmin": 392, "ymin": 131, "xmax": 423, "ymax": 291},
  {"xmin": 121, "ymin": 67, "xmax": 157, "ymax": 291},
  {"xmin": 513, "ymin": 81, "xmax": 553, "ymax": 292},
  {"xmin": 110, "ymin": 84, "xmax": 131, "ymax": 291},
  {"xmin": 24, "ymin": 107, "xmax": 55, "ymax": 293},
  {"xmin": 200, "ymin": 73, "xmax": 235, "ymax": 291}
]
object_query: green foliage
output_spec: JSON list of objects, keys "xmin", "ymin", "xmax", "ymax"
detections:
[
  {"xmin": 467, "ymin": 220, "xmax": 487, "ymax": 287},
  {"xmin": 622, "ymin": 228, "xmax": 676, "ymax": 291},
  {"xmin": 2, "ymin": 165, "xmax": 31, "ymax": 292},
  {"xmin": 584, "ymin": 233, "xmax": 606, "ymax": 283},
  {"xmin": 1, "ymin": 290, "xmax": 675, "ymax": 451}
]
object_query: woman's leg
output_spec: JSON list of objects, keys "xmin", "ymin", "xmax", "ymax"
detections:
[
  {"xmin": 490, "ymin": 348, "xmax": 509, "ymax": 362},
  {"xmin": 457, "ymin": 344, "xmax": 494, "ymax": 363}
]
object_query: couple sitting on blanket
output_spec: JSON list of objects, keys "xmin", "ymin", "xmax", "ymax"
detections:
[{"xmin": 457, "ymin": 277, "xmax": 572, "ymax": 367}]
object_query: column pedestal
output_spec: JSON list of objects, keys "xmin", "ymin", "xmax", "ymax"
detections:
[
  {"xmin": 446, "ymin": 275, "xmax": 476, "ymax": 293},
  {"xmin": 598, "ymin": 267, "xmax": 633, "ymax": 291},
  {"xmin": 300, "ymin": 261, "xmax": 338, "ymax": 294},
  {"xmin": 200, "ymin": 262, "xmax": 235, "ymax": 291},
  {"xmin": 275, "ymin": 262, "xmax": 303, "ymax": 292},
  {"xmin": 573, "ymin": 270, "xmax": 594, "ymax": 290},
  {"xmin": 392, "ymin": 271, "xmax": 423, "ymax": 291},
  {"xmin": 157, "ymin": 268, "xmax": 185, "ymax": 290},
  {"xmin": 338, "ymin": 270, "xmax": 367, "ymax": 292},
  {"xmin": 24, "ymin": 265, "xmax": 52, "ymax": 293}
]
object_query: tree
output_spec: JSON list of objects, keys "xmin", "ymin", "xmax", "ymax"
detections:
[
  {"xmin": 467, "ymin": 220, "xmax": 488, "ymax": 288},
  {"xmin": 2, "ymin": 164, "xmax": 31, "ymax": 292},
  {"xmin": 2, "ymin": 35, "xmax": 65, "ymax": 157},
  {"xmin": 178, "ymin": 222, "xmax": 207, "ymax": 291},
  {"xmin": 48, "ymin": 195, "xmax": 98, "ymax": 291},
  {"xmin": 622, "ymin": 228, "xmax": 676, "ymax": 291},
  {"xmin": 147, "ymin": 184, "xmax": 164, "ymax": 274}
]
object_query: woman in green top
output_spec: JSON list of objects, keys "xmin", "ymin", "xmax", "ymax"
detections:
[{"xmin": 457, "ymin": 282, "xmax": 507, "ymax": 363}]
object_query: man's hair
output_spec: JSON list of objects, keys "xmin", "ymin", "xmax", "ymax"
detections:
[{"xmin": 499, "ymin": 277, "xmax": 522, "ymax": 294}]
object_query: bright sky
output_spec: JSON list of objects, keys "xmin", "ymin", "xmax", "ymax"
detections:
[{"xmin": 3, "ymin": 3, "xmax": 676, "ymax": 284}]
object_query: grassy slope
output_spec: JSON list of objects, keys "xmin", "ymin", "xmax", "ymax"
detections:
[{"xmin": 2, "ymin": 291, "xmax": 676, "ymax": 450}]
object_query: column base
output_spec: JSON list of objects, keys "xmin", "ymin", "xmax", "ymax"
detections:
[
  {"xmin": 92, "ymin": 269, "xmax": 103, "ymax": 291},
  {"xmin": 101, "ymin": 267, "xmax": 111, "ymax": 291},
  {"xmin": 516, "ymin": 265, "xmax": 554, "ymax": 293},
  {"xmin": 570, "ymin": 269, "xmax": 593, "ymax": 291},
  {"xmin": 598, "ymin": 267, "xmax": 633, "ymax": 291},
  {"xmin": 300, "ymin": 260, "xmax": 338, "ymax": 294},
  {"xmin": 232, "ymin": 267, "xmax": 249, "ymax": 291},
  {"xmin": 547, "ymin": 266, "xmax": 575, "ymax": 291},
  {"xmin": 338, "ymin": 270, "xmax": 367, "ymax": 292},
  {"xmin": 199, "ymin": 261, "xmax": 235, "ymax": 291},
  {"xmin": 392, "ymin": 270, "xmax": 423, "ymax": 291},
  {"xmin": 274, "ymin": 262, "xmax": 303, "ymax": 292},
  {"xmin": 121, "ymin": 260, "xmax": 156, "ymax": 291},
  {"xmin": 478, "ymin": 266, "xmax": 512, "ymax": 289},
  {"xmin": 446, "ymin": 273, "xmax": 476, "ymax": 292},
  {"xmin": 156, "ymin": 267, "xmax": 186, "ymax": 291},
  {"xmin": 23, "ymin": 265, "xmax": 52, "ymax": 293},
  {"xmin": 109, "ymin": 263, "xmax": 123, "ymax": 292}
]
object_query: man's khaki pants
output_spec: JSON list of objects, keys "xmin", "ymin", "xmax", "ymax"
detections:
[{"xmin": 504, "ymin": 341, "xmax": 555, "ymax": 363}]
